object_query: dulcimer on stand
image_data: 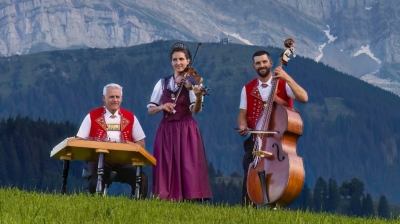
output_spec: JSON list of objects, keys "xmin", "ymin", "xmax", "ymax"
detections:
[{"xmin": 50, "ymin": 137, "xmax": 156, "ymax": 198}]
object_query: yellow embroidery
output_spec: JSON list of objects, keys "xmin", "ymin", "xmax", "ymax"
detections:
[{"xmin": 106, "ymin": 124, "xmax": 120, "ymax": 131}]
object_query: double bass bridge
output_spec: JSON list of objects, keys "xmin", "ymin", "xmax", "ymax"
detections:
[{"xmin": 253, "ymin": 151, "xmax": 273, "ymax": 158}]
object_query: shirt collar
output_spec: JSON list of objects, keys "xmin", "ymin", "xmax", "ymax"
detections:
[
  {"xmin": 258, "ymin": 78, "xmax": 272, "ymax": 87},
  {"xmin": 104, "ymin": 108, "xmax": 120, "ymax": 118}
]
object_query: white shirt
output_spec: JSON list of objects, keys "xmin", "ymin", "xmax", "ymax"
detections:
[
  {"xmin": 239, "ymin": 78, "xmax": 295, "ymax": 109},
  {"xmin": 146, "ymin": 78, "xmax": 202, "ymax": 110},
  {"xmin": 76, "ymin": 108, "xmax": 146, "ymax": 142}
]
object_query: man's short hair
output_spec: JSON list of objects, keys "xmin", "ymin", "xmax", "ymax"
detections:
[
  {"xmin": 103, "ymin": 83, "xmax": 123, "ymax": 96},
  {"xmin": 252, "ymin": 50, "xmax": 272, "ymax": 63}
]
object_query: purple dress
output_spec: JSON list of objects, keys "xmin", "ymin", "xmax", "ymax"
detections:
[{"xmin": 151, "ymin": 76, "xmax": 212, "ymax": 201}]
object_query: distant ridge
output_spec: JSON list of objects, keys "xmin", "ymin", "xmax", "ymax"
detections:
[{"xmin": 1, "ymin": 40, "xmax": 400, "ymax": 205}]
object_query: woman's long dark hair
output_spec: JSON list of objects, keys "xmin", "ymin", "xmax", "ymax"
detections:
[{"xmin": 169, "ymin": 42, "xmax": 192, "ymax": 61}]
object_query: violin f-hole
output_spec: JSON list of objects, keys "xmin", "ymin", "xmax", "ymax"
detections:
[{"xmin": 273, "ymin": 143, "xmax": 285, "ymax": 162}]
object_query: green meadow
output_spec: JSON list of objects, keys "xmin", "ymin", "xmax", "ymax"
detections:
[{"xmin": 0, "ymin": 188, "xmax": 397, "ymax": 224}]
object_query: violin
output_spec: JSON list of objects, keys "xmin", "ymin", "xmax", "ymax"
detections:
[
  {"xmin": 172, "ymin": 42, "xmax": 209, "ymax": 95},
  {"xmin": 175, "ymin": 67, "xmax": 209, "ymax": 95}
]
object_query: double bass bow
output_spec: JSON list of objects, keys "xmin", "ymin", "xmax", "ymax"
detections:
[{"xmin": 246, "ymin": 38, "xmax": 305, "ymax": 207}]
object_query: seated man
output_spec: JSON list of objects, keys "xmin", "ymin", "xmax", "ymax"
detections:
[{"xmin": 76, "ymin": 83, "xmax": 148, "ymax": 198}]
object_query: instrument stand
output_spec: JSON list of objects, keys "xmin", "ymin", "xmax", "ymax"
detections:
[
  {"xmin": 96, "ymin": 152, "xmax": 105, "ymax": 195},
  {"xmin": 52, "ymin": 138, "xmax": 156, "ymax": 198},
  {"xmin": 95, "ymin": 151, "xmax": 144, "ymax": 199},
  {"xmin": 133, "ymin": 166, "xmax": 142, "ymax": 199},
  {"xmin": 61, "ymin": 160, "xmax": 70, "ymax": 194},
  {"xmin": 60, "ymin": 152, "xmax": 73, "ymax": 195}
]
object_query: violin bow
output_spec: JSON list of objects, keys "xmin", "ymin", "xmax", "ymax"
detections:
[
  {"xmin": 184, "ymin": 42, "xmax": 210, "ymax": 95},
  {"xmin": 190, "ymin": 42, "xmax": 202, "ymax": 67}
]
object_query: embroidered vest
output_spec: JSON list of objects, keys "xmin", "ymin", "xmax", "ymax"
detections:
[
  {"xmin": 245, "ymin": 78, "xmax": 293, "ymax": 129},
  {"xmin": 88, "ymin": 107, "xmax": 134, "ymax": 142},
  {"xmin": 161, "ymin": 75, "xmax": 192, "ymax": 122}
]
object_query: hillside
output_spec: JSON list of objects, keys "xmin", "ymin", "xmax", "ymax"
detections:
[
  {"xmin": 1, "ymin": 188, "xmax": 395, "ymax": 223},
  {"xmin": 1, "ymin": 40, "xmax": 400, "ymax": 205}
]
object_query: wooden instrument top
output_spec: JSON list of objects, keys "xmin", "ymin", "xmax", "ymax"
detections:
[{"xmin": 50, "ymin": 138, "xmax": 156, "ymax": 166}]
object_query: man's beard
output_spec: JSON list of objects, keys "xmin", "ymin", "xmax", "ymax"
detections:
[{"xmin": 257, "ymin": 67, "xmax": 270, "ymax": 78}]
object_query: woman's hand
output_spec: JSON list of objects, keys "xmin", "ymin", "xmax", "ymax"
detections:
[
  {"xmin": 162, "ymin": 102, "xmax": 175, "ymax": 113},
  {"xmin": 192, "ymin": 85, "xmax": 203, "ymax": 98}
]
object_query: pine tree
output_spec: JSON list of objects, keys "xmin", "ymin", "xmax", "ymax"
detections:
[
  {"xmin": 377, "ymin": 195, "xmax": 390, "ymax": 219},
  {"xmin": 339, "ymin": 179, "xmax": 350, "ymax": 199},
  {"xmin": 6, "ymin": 137, "xmax": 21, "ymax": 185},
  {"xmin": 349, "ymin": 194, "xmax": 362, "ymax": 216},
  {"xmin": 350, "ymin": 178, "xmax": 365, "ymax": 199},
  {"xmin": 207, "ymin": 161, "xmax": 217, "ymax": 195},
  {"xmin": 313, "ymin": 177, "xmax": 327, "ymax": 211},
  {"xmin": 349, "ymin": 178, "xmax": 365, "ymax": 216},
  {"xmin": 303, "ymin": 183, "xmax": 313, "ymax": 211},
  {"xmin": 328, "ymin": 178, "xmax": 340, "ymax": 213},
  {"xmin": 207, "ymin": 161, "xmax": 216, "ymax": 183},
  {"xmin": 361, "ymin": 193, "xmax": 375, "ymax": 217},
  {"xmin": 0, "ymin": 142, "xmax": 8, "ymax": 184}
]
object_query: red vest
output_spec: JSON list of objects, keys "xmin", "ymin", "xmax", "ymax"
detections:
[
  {"xmin": 88, "ymin": 107, "xmax": 135, "ymax": 142},
  {"xmin": 245, "ymin": 78, "xmax": 293, "ymax": 129}
]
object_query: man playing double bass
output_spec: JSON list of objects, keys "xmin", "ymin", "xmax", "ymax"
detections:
[{"xmin": 237, "ymin": 50, "xmax": 308, "ymax": 207}]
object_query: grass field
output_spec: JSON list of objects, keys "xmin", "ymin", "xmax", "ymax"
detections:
[{"xmin": 0, "ymin": 188, "xmax": 398, "ymax": 224}]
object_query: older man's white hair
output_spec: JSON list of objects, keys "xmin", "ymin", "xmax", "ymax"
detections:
[{"xmin": 103, "ymin": 83, "xmax": 123, "ymax": 96}]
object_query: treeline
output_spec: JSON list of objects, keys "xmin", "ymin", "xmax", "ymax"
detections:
[
  {"xmin": 290, "ymin": 177, "xmax": 391, "ymax": 219},
  {"xmin": 207, "ymin": 162, "xmax": 242, "ymax": 205},
  {"xmin": 0, "ymin": 116, "xmax": 396, "ymax": 219},
  {"xmin": 206, "ymin": 165, "xmax": 393, "ymax": 219},
  {"xmin": 0, "ymin": 116, "xmax": 86, "ymax": 192}
]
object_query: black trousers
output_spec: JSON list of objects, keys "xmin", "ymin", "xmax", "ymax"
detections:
[
  {"xmin": 242, "ymin": 135, "xmax": 257, "ymax": 207},
  {"xmin": 86, "ymin": 162, "xmax": 148, "ymax": 198}
]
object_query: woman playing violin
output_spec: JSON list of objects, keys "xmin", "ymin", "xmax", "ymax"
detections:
[{"xmin": 147, "ymin": 42, "xmax": 212, "ymax": 201}]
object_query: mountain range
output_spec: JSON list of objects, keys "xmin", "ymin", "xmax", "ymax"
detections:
[{"xmin": 1, "ymin": 0, "xmax": 400, "ymax": 95}]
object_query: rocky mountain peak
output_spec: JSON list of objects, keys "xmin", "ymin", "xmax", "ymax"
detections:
[{"xmin": 1, "ymin": 0, "xmax": 400, "ymax": 95}]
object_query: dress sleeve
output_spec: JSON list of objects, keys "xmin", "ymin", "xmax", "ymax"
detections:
[
  {"xmin": 189, "ymin": 86, "xmax": 204, "ymax": 111},
  {"xmin": 147, "ymin": 79, "xmax": 163, "ymax": 108}
]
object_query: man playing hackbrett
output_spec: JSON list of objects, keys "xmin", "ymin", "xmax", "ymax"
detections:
[
  {"xmin": 237, "ymin": 50, "xmax": 308, "ymax": 206},
  {"xmin": 76, "ymin": 83, "xmax": 148, "ymax": 198}
]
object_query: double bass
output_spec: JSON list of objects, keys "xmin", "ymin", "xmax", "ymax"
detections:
[{"xmin": 246, "ymin": 38, "xmax": 305, "ymax": 207}]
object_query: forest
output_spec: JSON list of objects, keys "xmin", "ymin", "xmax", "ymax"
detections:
[{"xmin": 0, "ymin": 116, "xmax": 395, "ymax": 218}]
